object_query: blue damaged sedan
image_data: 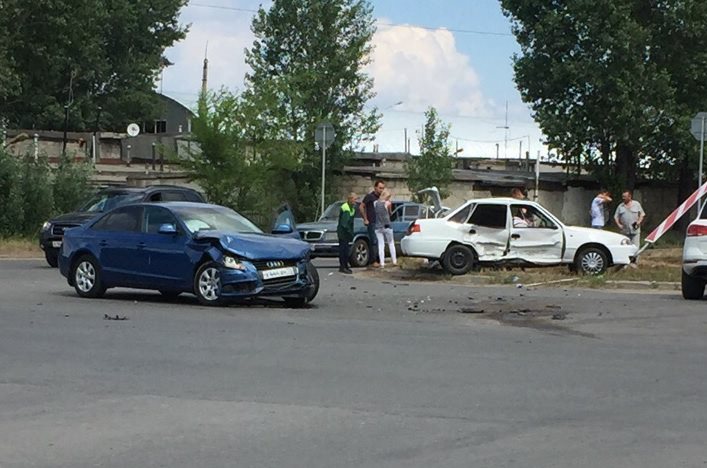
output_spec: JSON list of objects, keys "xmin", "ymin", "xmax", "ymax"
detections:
[{"xmin": 58, "ymin": 202, "xmax": 319, "ymax": 307}]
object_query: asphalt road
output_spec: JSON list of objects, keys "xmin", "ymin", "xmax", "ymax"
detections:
[{"xmin": 1, "ymin": 258, "xmax": 706, "ymax": 468}]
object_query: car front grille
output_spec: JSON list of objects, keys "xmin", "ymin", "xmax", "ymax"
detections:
[
  {"xmin": 51, "ymin": 224, "xmax": 79, "ymax": 236},
  {"xmin": 303, "ymin": 231, "xmax": 323, "ymax": 241},
  {"xmin": 250, "ymin": 259, "xmax": 298, "ymax": 271}
]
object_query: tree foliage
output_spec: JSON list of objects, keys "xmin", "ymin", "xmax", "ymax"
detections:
[
  {"xmin": 0, "ymin": 0, "xmax": 187, "ymax": 132},
  {"xmin": 501, "ymin": 0, "xmax": 707, "ymax": 194},
  {"xmin": 406, "ymin": 107, "xmax": 454, "ymax": 199},
  {"xmin": 181, "ymin": 90, "xmax": 257, "ymax": 209},
  {"xmin": 243, "ymin": 0, "xmax": 380, "ymax": 219}
]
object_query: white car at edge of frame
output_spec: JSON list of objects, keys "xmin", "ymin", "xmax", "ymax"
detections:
[
  {"xmin": 400, "ymin": 197, "xmax": 638, "ymax": 275},
  {"xmin": 681, "ymin": 207, "xmax": 707, "ymax": 299}
]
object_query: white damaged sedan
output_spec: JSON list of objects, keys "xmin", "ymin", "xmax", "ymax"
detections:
[{"xmin": 401, "ymin": 197, "xmax": 638, "ymax": 275}]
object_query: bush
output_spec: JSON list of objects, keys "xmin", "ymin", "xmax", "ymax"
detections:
[
  {"xmin": 0, "ymin": 149, "xmax": 93, "ymax": 238},
  {"xmin": 0, "ymin": 150, "xmax": 24, "ymax": 236}
]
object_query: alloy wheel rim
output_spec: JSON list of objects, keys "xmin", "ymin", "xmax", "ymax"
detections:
[
  {"xmin": 356, "ymin": 244, "xmax": 368, "ymax": 264},
  {"xmin": 581, "ymin": 252, "xmax": 604, "ymax": 274},
  {"xmin": 76, "ymin": 261, "xmax": 95, "ymax": 292},
  {"xmin": 198, "ymin": 267, "xmax": 221, "ymax": 301}
]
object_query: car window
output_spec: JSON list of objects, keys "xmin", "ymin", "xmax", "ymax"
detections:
[
  {"xmin": 92, "ymin": 206, "xmax": 142, "ymax": 232},
  {"xmin": 183, "ymin": 191, "xmax": 204, "ymax": 202},
  {"xmin": 144, "ymin": 206, "xmax": 178, "ymax": 234},
  {"xmin": 403, "ymin": 205, "xmax": 421, "ymax": 220},
  {"xmin": 468, "ymin": 204, "xmax": 507, "ymax": 228},
  {"xmin": 171, "ymin": 205, "xmax": 263, "ymax": 234},
  {"xmin": 79, "ymin": 192, "xmax": 141, "ymax": 213},
  {"xmin": 390, "ymin": 205, "xmax": 403, "ymax": 222},
  {"xmin": 448, "ymin": 204, "xmax": 473, "ymax": 224},
  {"xmin": 511, "ymin": 204, "xmax": 558, "ymax": 229},
  {"xmin": 160, "ymin": 191, "xmax": 187, "ymax": 202}
]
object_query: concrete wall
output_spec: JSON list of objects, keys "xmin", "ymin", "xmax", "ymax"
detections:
[{"xmin": 334, "ymin": 174, "xmax": 680, "ymax": 230}]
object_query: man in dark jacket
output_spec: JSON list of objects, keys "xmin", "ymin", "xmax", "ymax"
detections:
[{"xmin": 337, "ymin": 193, "xmax": 357, "ymax": 274}]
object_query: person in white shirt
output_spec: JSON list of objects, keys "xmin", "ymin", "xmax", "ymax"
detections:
[{"xmin": 590, "ymin": 188, "xmax": 613, "ymax": 228}]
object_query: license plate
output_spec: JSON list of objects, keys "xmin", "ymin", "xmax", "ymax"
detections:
[
  {"xmin": 52, "ymin": 241, "xmax": 62, "ymax": 248},
  {"xmin": 261, "ymin": 266, "xmax": 297, "ymax": 280}
]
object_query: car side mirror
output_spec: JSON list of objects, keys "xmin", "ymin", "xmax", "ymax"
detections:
[
  {"xmin": 272, "ymin": 223, "xmax": 294, "ymax": 235},
  {"xmin": 158, "ymin": 223, "xmax": 177, "ymax": 235}
]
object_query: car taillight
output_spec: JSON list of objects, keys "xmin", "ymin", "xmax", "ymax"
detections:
[
  {"xmin": 408, "ymin": 222, "xmax": 421, "ymax": 234},
  {"xmin": 687, "ymin": 224, "xmax": 707, "ymax": 237}
]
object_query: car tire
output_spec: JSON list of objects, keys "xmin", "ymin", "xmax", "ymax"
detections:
[
  {"xmin": 72, "ymin": 255, "xmax": 106, "ymax": 298},
  {"xmin": 304, "ymin": 261, "xmax": 320, "ymax": 303},
  {"xmin": 575, "ymin": 247, "xmax": 608, "ymax": 275},
  {"xmin": 194, "ymin": 261, "xmax": 224, "ymax": 306},
  {"xmin": 45, "ymin": 250, "xmax": 58, "ymax": 268},
  {"xmin": 350, "ymin": 238, "xmax": 369, "ymax": 268},
  {"xmin": 441, "ymin": 244, "xmax": 475, "ymax": 275},
  {"xmin": 159, "ymin": 290, "xmax": 182, "ymax": 300},
  {"xmin": 681, "ymin": 269, "xmax": 705, "ymax": 300}
]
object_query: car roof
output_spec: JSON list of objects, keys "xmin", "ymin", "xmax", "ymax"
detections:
[
  {"xmin": 468, "ymin": 197, "xmax": 538, "ymax": 205},
  {"xmin": 99, "ymin": 185, "xmax": 200, "ymax": 194}
]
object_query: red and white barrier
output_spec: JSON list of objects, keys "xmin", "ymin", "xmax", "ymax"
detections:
[{"xmin": 644, "ymin": 180, "xmax": 707, "ymax": 244}]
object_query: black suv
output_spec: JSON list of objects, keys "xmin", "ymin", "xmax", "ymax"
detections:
[{"xmin": 39, "ymin": 185, "xmax": 205, "ymax": 267}]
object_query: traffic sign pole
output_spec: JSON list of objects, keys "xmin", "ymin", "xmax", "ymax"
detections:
[{"xmin": 321, "ymin": 126, "xmax": 326, "ymax": 218}]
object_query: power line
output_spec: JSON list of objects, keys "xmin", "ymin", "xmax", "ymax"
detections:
[{"xmin": 188, "ymin": 2, "xmax": 513, "ymax": 37}]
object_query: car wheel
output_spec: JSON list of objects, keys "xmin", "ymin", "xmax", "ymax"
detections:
[
  {"xmin": 159, "ymin": 290, "xmax": 182, "ymax": 300},
  {"xmin": 441, "ymin": 244, "xmax": 475, "ymax": 275},
  {"xmin": 681, "ymin": 269, "xmax": 705, "ymax": 300},
  {"xmin": 304, "ymin": 261, "xmax": 320, "ymax": 303},
  {"xmin": 575, "ymin": 247, "xmax": 608, "ymax": 275},
  {"xmin": 45, "ymin": 250, "xmax": 58, "ymax": 268},
  {"xmin": 72, "ymin": 255, "xmax": 106, "ymax": 298},
  {"xmin": 350, "ymin": 238, "xmax": 369, "ymax": 268},
  {"xmin": 194, "ymin": 261, "xmax": 224, "ymax": 306}
]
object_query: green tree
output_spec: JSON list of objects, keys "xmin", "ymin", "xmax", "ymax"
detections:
[
  {"xmin": 52, "ymin": 154, "xmax": 93, "ymax": 214},
  {"xmin": 0, "ymin": 149, "xmax": 24, "ymax": 236},
  {"xmin": 500, "ymin": 0, "xmax": 674, "ymax": 190},
  {"xmin": 181, "ymin": 90, "xmax": 257, "ymax": 209},
  {"xmin": 244, "ymin": 0, "xmax": 380, "ymax": 220},
  {"xmin": 0, "ymin": 0, "xmax": 187, "ymax": 132},
  {"xmin": 18, "ymin": 155, "xmax": 54, "ymax": 236},
  {"xmin": 406, "ymin": 107, "xmax": 454, "ymax": 199}
]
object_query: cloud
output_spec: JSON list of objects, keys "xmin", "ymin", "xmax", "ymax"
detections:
[
  {"xmin": 368, "ymin": 21, "xmax": 490, "ymax": 116},
  {"xmin": 161, "ymin": 7, "xmax": 255, "ymax": 107}
]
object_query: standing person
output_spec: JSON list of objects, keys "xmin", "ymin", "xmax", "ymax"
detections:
[
  {"xmin": 374, "ymin": 190, "xmax": 397, "ymax": 268},
  {"xmin": 336, "ymin": 193, "xmax": 357, "ymax": 274},
  {"xmin": 590, "ymin": 188, "xmax": 613, "ymax": 229},
  {"xmin": 360, "ymin": 179, "xmax": 385, "ymax": 268},
  {"xmin": 614, "ymin": 190, "xmax": 645, "ymax": 247}
]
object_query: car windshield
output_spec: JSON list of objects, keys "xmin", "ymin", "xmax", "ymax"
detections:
[
  {"xmin": 172, "ymin": 205, "xmax": 263, "ymax": 234},
  {"xmin": 319, "ymin": 201, "xmax": 361, "ymax": 221},
  {"xmin": 79, "ymin": 192, "xmax": 141, "ymax": 213}
]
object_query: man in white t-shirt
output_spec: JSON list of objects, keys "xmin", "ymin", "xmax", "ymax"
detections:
[{"xmin": 590, "ymin": 188, "xmax": 612, "ymax": 229}]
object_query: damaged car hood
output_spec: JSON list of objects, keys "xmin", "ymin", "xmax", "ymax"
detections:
[{"xmin": 194, "ymin": 231, "xmax": 311, "ymax": 260}]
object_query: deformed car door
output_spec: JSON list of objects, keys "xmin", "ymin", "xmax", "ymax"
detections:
[
  {"xmin": 90, "ymin": 206, "xmax": 145, "ymax": 285},
  {"xmin": 464, "ymin": 203, "xmax": 509, "ymax": 261},
  {"xmin": 141, "ymin": 206, "xmax": 193, "ymax": 288},
  {"xmin": 507, "ymin": 203, "xmax": 564, "ymax": 263}
]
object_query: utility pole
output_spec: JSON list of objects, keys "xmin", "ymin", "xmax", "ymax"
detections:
[{"xmin": 496, "ymin": 101, "xmax": 509, "ymax": 159}]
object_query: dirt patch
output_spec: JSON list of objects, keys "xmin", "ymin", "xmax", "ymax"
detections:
[
  {"xmin": 0, "ymin": 238, "xmax": 41, "ymax": 258},
  {"xmin": 361, "ymin": 248, "xmax": 682, "ymax": 287}
]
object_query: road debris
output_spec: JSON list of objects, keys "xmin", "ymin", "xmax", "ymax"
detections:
[{"xmin": 104, "ymin": 314, "xmax": 128, "ymax": 321}]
